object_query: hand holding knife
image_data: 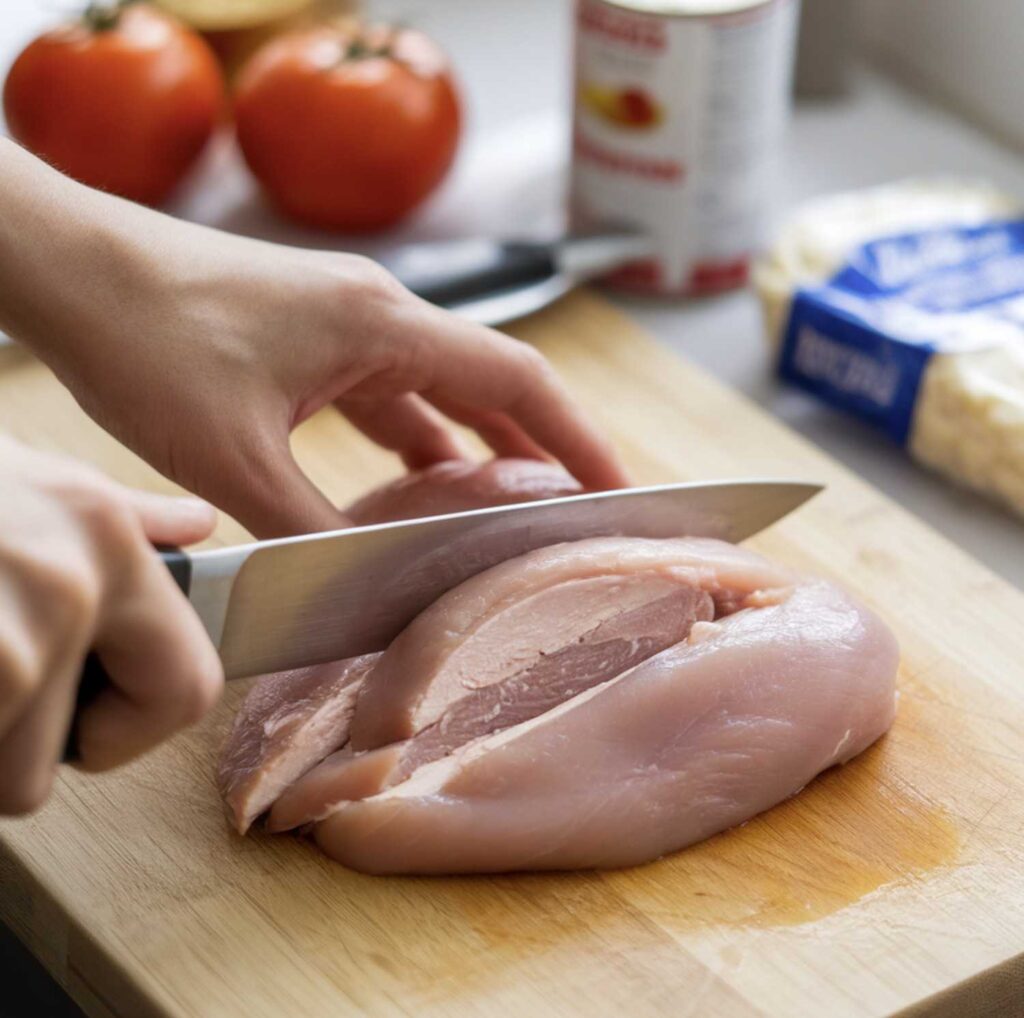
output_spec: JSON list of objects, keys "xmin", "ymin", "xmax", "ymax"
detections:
[{"xmin": 65, "ymin": 479, "xmax": 821, "ymax": 758}]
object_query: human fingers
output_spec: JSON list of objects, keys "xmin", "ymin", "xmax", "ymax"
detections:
[
  {"xmin": 73, "ymin": 504, "xmax": 224, "ymax": 771},
  {"xmin": 119, "ymin": 488, "xmax": 218, "ymax": 546},
  {"xmin": 336, "ymin": 392, "xmax": 470, "ymax": 470},
  {"xmin": 421, "ymin": 394, "xmax": 551, "ymax": 463},
  {"xmin": 410, "ymin": 309, "xmax": 629, "ymax": 489},
  {"xmin": 0, "ymin": 647, "xmax": 82, "ymax": 814},
  {"xmin": 182, "ymin": 426, "xmax": 346, "ymax": 539}
]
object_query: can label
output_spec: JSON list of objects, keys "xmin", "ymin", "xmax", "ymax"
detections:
[{"xmin": 571, "ymin": 0, "xmax": 798, "ymax": 294}]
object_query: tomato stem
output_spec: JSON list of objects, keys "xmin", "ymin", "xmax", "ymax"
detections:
[
  {"xmin": 338, "ymin": 24, "xmax": 403, "ymax": 64},
  {"xmin": 344, "ymin": 39, "xmax": 390, "ymax": 61},
  {"xmin": 83, "ymin": 0, "xmax": 138, "ymax": 33}
]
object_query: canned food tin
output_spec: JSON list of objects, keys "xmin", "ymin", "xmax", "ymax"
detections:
[{"xmin": 571, "ymin": 0, "xmax": 799, "ymax": 295}]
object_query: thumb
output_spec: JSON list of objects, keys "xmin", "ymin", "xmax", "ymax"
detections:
[
  {"xmin": 120, "ymin": 488, "xmax": 218, "ymax": 547},
  {"xmin": 207, "ymin": 435, "xmax": 349, "ymax": 538}
]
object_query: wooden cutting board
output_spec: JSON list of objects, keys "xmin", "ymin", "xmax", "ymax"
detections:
[{"xmin": 0, "ymin": 291, "xmax": 1022, "ymax": 1018}]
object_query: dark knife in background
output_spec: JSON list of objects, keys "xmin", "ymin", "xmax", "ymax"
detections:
[{"xmin": 380, "ymin": 226, "xmax": 653, "ymax": 325}]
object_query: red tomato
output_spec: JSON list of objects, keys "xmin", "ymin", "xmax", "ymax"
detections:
[
  {"xmin": 233, "ymin": 24, "xmax": 461, "ymax": 232},
  {"xmin": 3, "ymin": 4, "xmax": 225, "ymax": 206}
]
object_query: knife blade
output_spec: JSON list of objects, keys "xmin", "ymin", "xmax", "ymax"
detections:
[
  {"xmin": 179, "ymin": 478, "xmax": 820, "ymax": 681},
  {"xmin": 380, "ymin": 227, "xmax": 654, "ymax": 325}
]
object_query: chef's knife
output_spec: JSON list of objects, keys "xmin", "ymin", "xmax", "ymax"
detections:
[
  {"xmin": 381, "ymin": 227, "xmax": 654, "ymax": 325},
  {"xmin": 65, "ymin": 478, "xmax": 820, "ymax": 758}
]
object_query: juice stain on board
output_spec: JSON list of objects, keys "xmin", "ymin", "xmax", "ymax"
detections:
[
  {"xmin": 454, "ymin": 673, "xmax": 962, "ymax": 953},
  {"xmin": 608, "ymin": 677, "xmax": 962, "ymax": 928}
]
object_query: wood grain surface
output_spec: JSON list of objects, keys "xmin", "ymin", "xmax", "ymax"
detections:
[{"xmin": 0, "ymin": 291, "xmax": 1022, "ymax": 1018}]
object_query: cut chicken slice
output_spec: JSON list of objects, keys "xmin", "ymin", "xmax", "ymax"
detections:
[
  {"xmin": 350, "ymin": 537, "xmax": 794, "ymax": 750},
  {"xmin": 314, "ymin": 580, "xmax": 899, "ymax": 874},
  {"xmin": 267, "ymin": 745, "xmax": 404, "ymax": 830},
  {"xmin": 217, "ymin": 457, "xmax": 580, "ymax": 833},
  {"xmin": 267, "ymin": 584, "xmax": 713, "ymax": 831},
  {"xmin": 342, "ymin": 458, "xmax": 582, "ymax": 526},
  {"xmin": 217, "ymin": 655, "xmax": 378, "ymax": 834}
]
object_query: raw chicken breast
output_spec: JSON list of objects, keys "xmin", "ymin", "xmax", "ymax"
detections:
[
  {"xmin": 217, "ymin": 655, "xmax": 378, "ymax": 834},
  {"xmin": 343, "ymin": 458, "xmax": 582, "ymax": 526},
  {"xmin": 218, "ymin": 535, "xmax": 899, "ymax": 875},
  {"xmin": 350, "ymin": 537, "xmax": 790, "ymax": 750},
  {"xmin": 316, "ymin": 579, "xmax": 898, "ymax": 874},
  {"xmin": 268, "ymin": 581, "xmax": 714, "ymax": 831}
]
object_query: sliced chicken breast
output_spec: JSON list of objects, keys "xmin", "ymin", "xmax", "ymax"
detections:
[
  {"xmin": 342, "ymin": 458, "xmax": 582, "ymax": 526},
  {"xmin": 350, "ymin": 537, "xmax": 792, "ymax": 750},
  {"xmin": 217, "ymin": 655, "xmax": 378, "ymax": 834},
  {"xmin": 268, "ymin": 582, "xmax": 714, "ymax": 831},
  {"xmin": 219, "ymin": 457, "xmax": 575, "ymax": 833},
  {"xmin": 218, "ymin": 532, "xmax": 899, "ymax": 875},
  {"xmin": 315, "ymin": 579, "xmax": 898, "ymax": 874}
]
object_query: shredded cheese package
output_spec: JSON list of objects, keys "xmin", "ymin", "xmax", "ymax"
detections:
[{"xmin": 754, "ymin": 179, "xmax": 1024, "ymax": 518}]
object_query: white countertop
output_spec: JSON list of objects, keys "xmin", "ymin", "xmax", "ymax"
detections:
[{"xmin": 2, "ymin": 0, "xmax": 1022, "ymax": 590}]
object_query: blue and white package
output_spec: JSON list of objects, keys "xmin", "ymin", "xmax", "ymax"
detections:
[{"xmin": 778, "ymin": 219, "xmax": 1024, "ymax": 445}]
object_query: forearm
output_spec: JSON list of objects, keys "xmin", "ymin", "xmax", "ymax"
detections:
[{"xmin": 0, "ymin": 139, "xmax": 146, "ymax": 370}]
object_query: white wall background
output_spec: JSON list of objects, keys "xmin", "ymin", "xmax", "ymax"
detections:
[{"xmin": 860, "ymin": 0, "xmax": 1024, "ymax": 151}]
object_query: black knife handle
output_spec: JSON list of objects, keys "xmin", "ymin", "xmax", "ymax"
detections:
[
  {"xmin": 62, "ymin": 546, "xmax": 192, "ymax": 764},
  {"xmin": 394, "ymin": 242, "xmax": 558, "ymax": 307}
]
